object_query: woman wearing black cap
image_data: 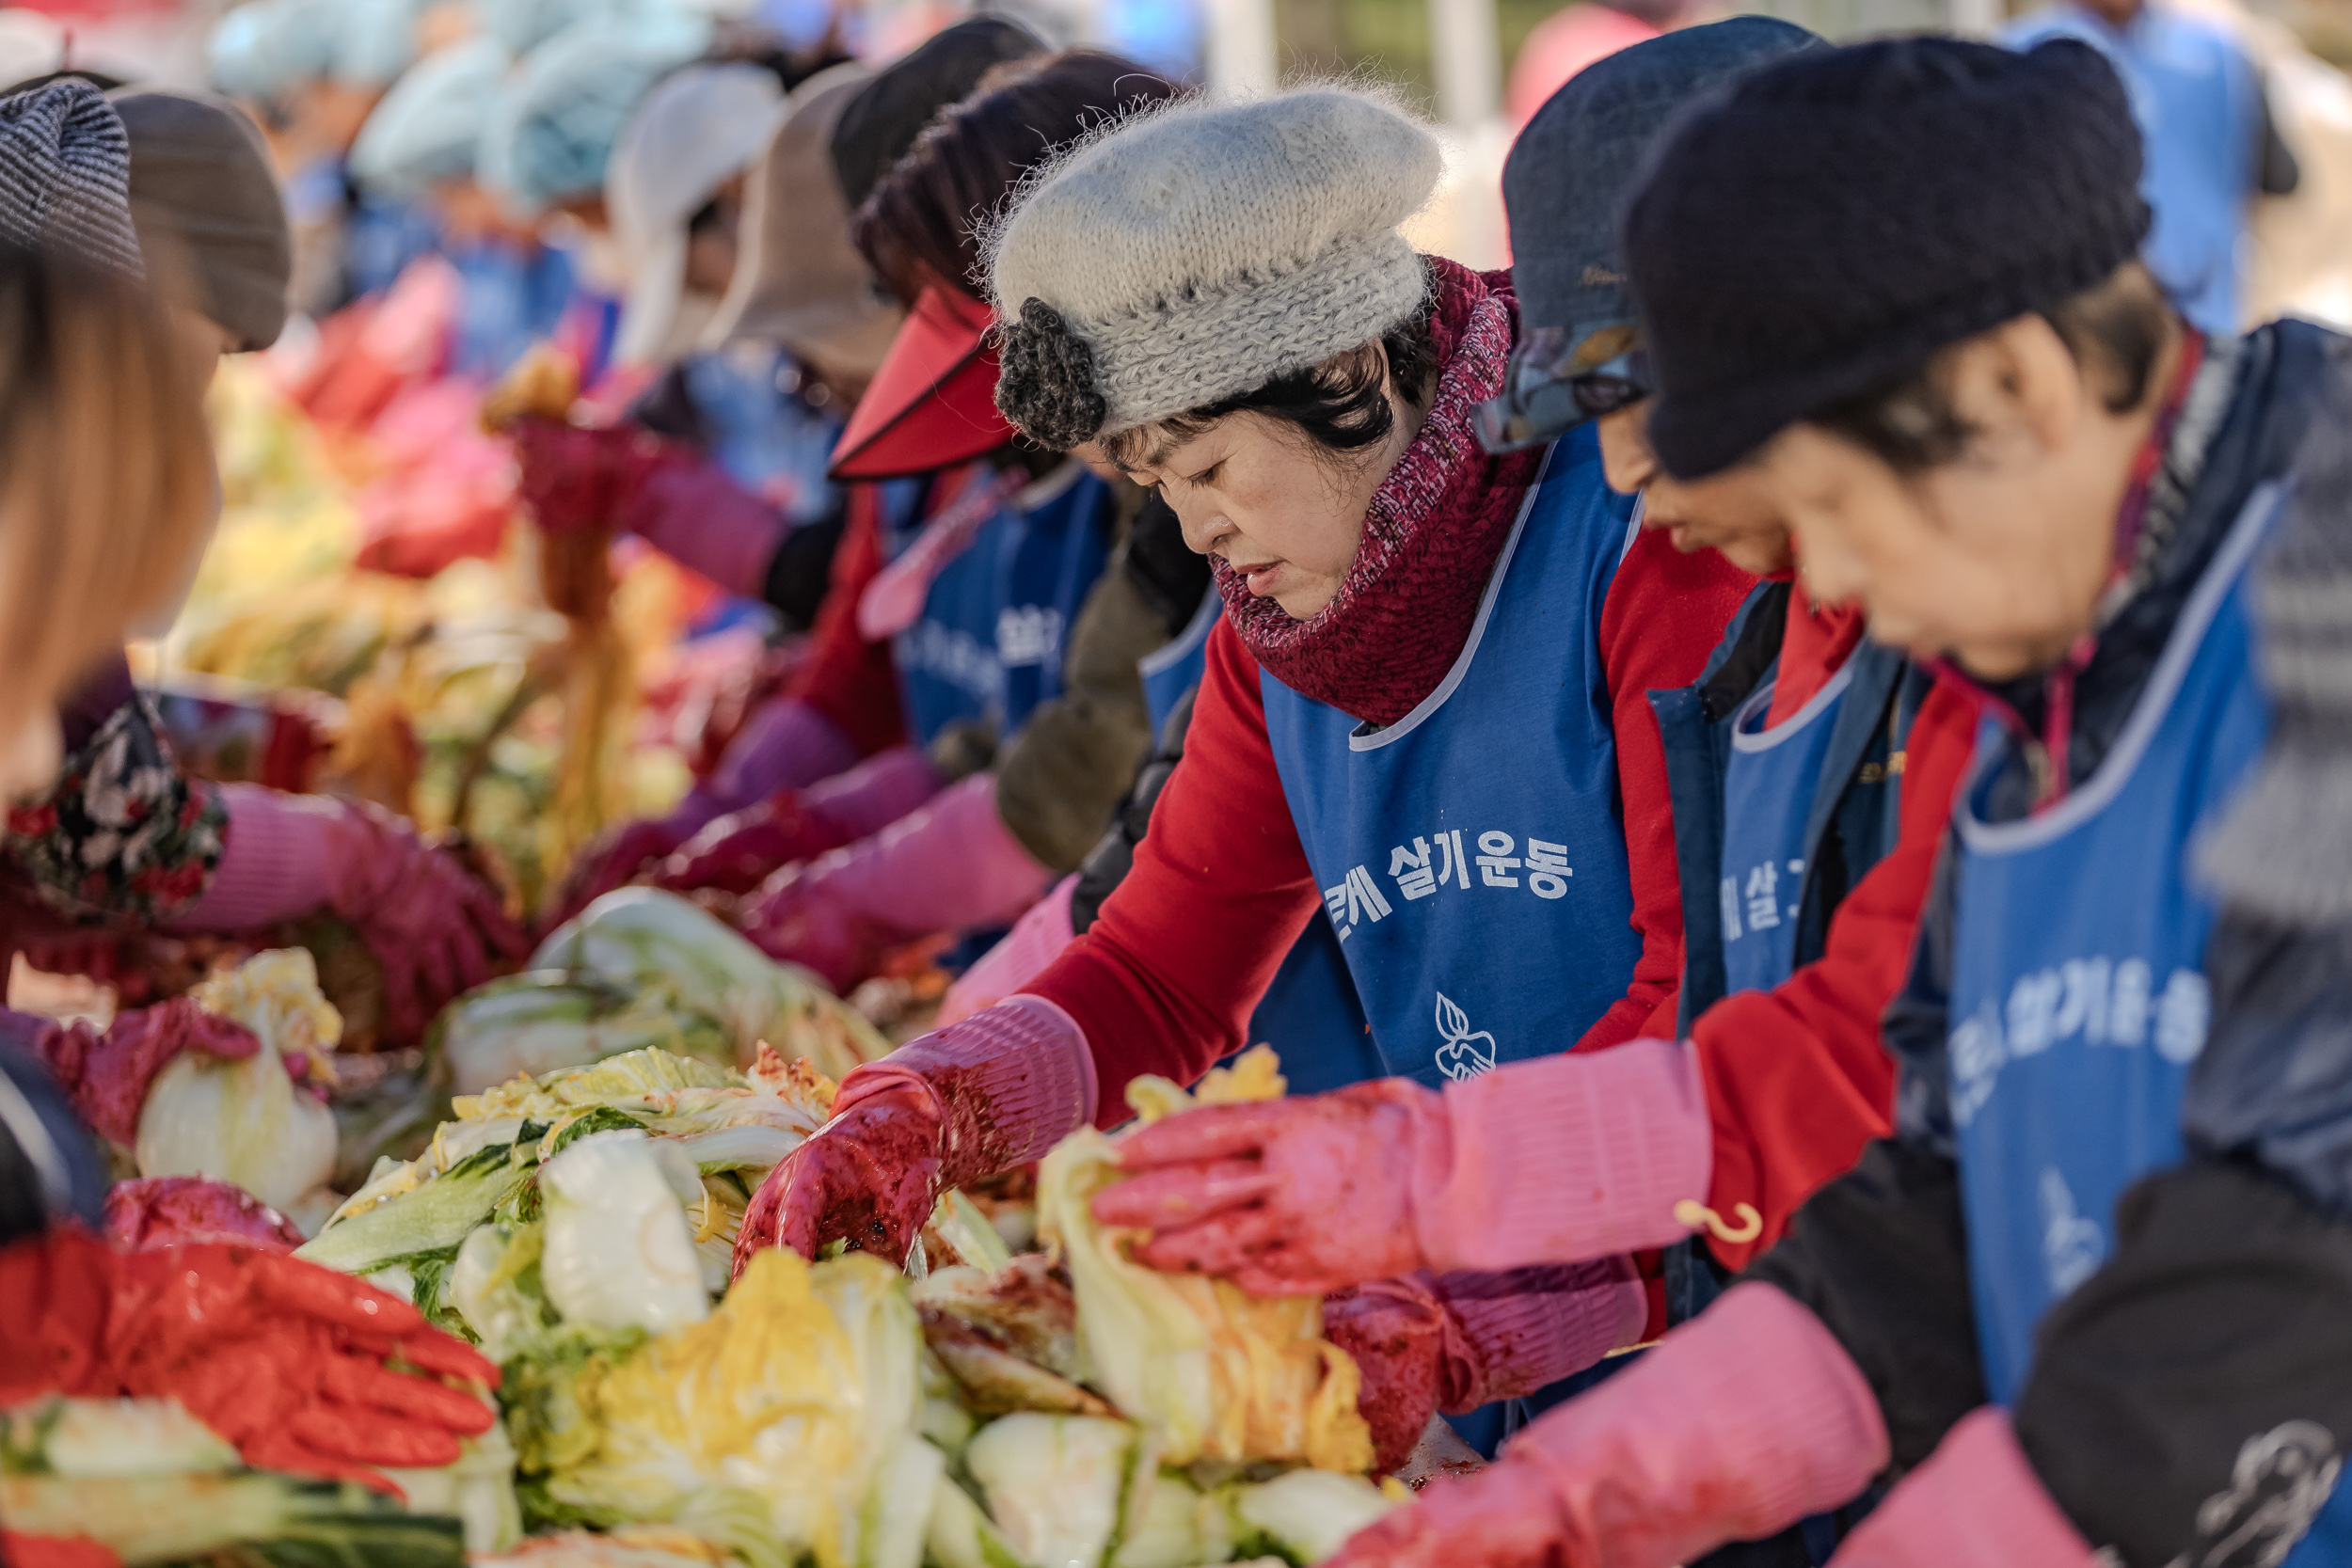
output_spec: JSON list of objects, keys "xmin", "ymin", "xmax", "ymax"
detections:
[{"xmin": 1326, "ymin": 36, "xmax": 2352, "ymax": 1568}]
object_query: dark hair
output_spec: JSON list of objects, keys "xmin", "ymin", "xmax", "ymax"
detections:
[
  {"xmin": 1811, "ymin": 260, "xmax": 2173, "ymax": 471},
  {"xmin": 1099, "ymin": 262, "xmax": 1442, "ymax": 472},
  {"xmin": 852, "ymin": 49, "xmax": 1178, "ymax": 308}
]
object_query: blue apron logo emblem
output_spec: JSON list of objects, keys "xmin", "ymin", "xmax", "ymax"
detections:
[
  {"xmin": 2185, "ymin": 1421, "xmax": 2343, "ymax": 1568},
  {"xmin": 1434, "ymin": 992, "xmax": 1497, "ymax": 1081},
  {"xmin": 2038, "ymin": 1167, "xmax": 2106, "ymax": 1298}
]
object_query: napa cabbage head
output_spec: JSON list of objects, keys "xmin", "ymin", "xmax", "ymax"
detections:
[
  {"xmin": 1036, "ymin": 1052, "xmax": 1373, "ymax": 1474},
  {"xmin": 436, "ymin": 973, "xmax": 737, "ymax": 1096},
  {"xmin": 532, "ymin": 1248, "xmax": 928, "ymax": 1568},
  {"xmin": 135, "ymin": 950, "xmax": 341, "ymax": 1223},
  {"xmin": 533, "ymin": 890, "xmax": 889, "ymax": 1077},
  {"xmin": 539, "ymin": 1131, "xmax": 709, "ymax": 1336}
]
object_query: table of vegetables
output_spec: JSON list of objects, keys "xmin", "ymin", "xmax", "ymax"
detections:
[{"xmin": 4, "ymin": 364, "xmax": 1410, "ymax": 1568}]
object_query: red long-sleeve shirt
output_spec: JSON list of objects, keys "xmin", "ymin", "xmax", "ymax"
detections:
[{"xmin": 1029, "ymin": 524, "xmax": 1754, "ymax": 1121}]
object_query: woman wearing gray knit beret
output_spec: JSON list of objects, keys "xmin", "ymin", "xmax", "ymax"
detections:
[{"xmin": 739, "ymin": 85, "xmax": 1755, "ymax": 1466}]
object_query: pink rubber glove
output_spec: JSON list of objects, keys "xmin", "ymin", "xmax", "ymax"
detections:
[
  {"xmin": 1095, "ymin": 1038, "xmax": 1713, "ymax": 1292},
  {"xmin": 938, "ymin": 874, "xmax": 1078, "ymax": 1027},
  {"xmin": 27, "ymin": 999, "xmax": 262, "ymax": 1145},
  {"xmin": 733, "ymin": 995, "xmax": 1095, "ymax": 1273},
  {"xmin": 1327, "ymin": 1284, "xmax": 1889, "ymax": 1568},
  {"xmin": 546, "ymin": 696, "xmax": 864, "ymax": 926},
  {"xmin": 738, "ymin": 772, "xmax": 1055, "ymax": 994},
  {"xmin": 1326, "ymin": 1259, "xmax": 1648, "ymax": 1474},
  {"xmin": 508, "ymin": 416, "xmax": 686, "ymax": 536},
  {"xmin": 1829, "ymin": 1409, "xmax": 2097, "ymax": 1568},
  {"xmin": 655, "ymin": 746, "xmax": 944, "ymax": 896},
  {"xmin": 628, "ymin": 455, "xmax": 794, "ymax": 600},
  {"xmin": 175, "ymin": 784, "xmax": 527, "ymax": 1041}
]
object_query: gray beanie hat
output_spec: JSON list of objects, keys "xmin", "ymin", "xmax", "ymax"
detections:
[
  {"xmin": 109, "ymin": 86, "xmax": 293, "ymax": 352},
  {"xmin": 985, "ymin": 87, "xmax": 1442, "ymax": 448}
]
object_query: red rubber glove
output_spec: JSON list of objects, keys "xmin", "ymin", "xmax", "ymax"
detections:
[
  {"xmin": 103, "ymin": 1176, "xmax": 305, "ymax": 1253},
  {"xmin": 508, "ymin": 416, "xmax": 684, "ymax": 536},
  {"xmin": 657, "ymin": 747, "xmax": 944, "ymax": 897},
  {"xmin": 734, "ymin": 998, "xmax": 1094, "ymax": 1275},
  {"xmin": 0, "ymin": 1228, "xmax": 500, "ymax": 1494},
  {"xmin": 28, "ymin": 999, "xmax": 261, "ymax": 1146},
  {"xmin": 734, "ymin": 1077, "xmax": 947, "ymax": 1272},
  {"xmin": 3, "ymin": 1534, "xmax": 121, "ymax": 1568},
  {"xmin": 1093, "ymin": 1080, "xmax": 1436, "ymax": 1295}
]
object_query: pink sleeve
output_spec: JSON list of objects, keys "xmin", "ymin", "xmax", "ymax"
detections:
[
  {"xmin": 1828, "ymin": 1409, "xmax": 2096, "ymax": 1568},
  {"xmin": 167, "ymin": 784, "xmax": 339, "ymax": 931}
]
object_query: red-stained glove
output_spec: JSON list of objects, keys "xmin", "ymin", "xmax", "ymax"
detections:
[
  {"xmin": 657, "ymin": 747, "xmax": 945, "ymax": 897},
  {"xmin": 173, "ymin": 788, "xmax": 529, "ymax": 1044},
  {"xmin": 508, "ymin": 417, "xmax": 684, "ymax": 536},
  {"xmin": 735, "ymin": 997, "xmax": 1094, "ymax": 1275},
  {"xmin": 28, "ymin": 1000, "xmax": 261, "ymax": 1146},
  {"xmin": 103, "ymin": 1176, "xmax": 305, "ymax": 1253},
  {"xmin": 1093, "ymin": 1080, "xmax": 1434, "ymax": 1295},
  {"xmin": 543, "ymin": 816, "xmax": 696, "ymax": 934},
  {"xmin": 1323, "ymin": 1281, "xmax": 1446, "ymax": 1475},
  {"xmin": 0, "ymin": 1228, "xmax": 499, "ymax": 1495}
]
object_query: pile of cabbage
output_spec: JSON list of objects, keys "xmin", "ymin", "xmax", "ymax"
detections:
[
  {"xmin": 283, "ymin": 1045, "xmax": 1399, "ymax": 1568},
  {"xmin": 433, "ymin": 890, "xmax": 892, "ymax": 1094}
]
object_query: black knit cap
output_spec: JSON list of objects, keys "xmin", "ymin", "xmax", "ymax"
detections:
[{"xmin": 1626, "ymin": 37, "xmax": 2153, "ymax": 479}]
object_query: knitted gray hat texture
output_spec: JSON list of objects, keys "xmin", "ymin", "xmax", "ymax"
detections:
[
  {"xmin": 985, "ymin": 87, "xmax": 1442, "ymax": 446},
  {"xmin": 0, "ymin": 81, "xmax": 141, "ymax": 279},
  {"xmin": 2199, "ymin": 378, "xmax": 2352, "ymax": 925}
]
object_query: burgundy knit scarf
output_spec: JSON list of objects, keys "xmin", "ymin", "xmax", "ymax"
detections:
[{"xmin": 1211, "ymin": 258, "xmax": 1541, "ymax": 727}]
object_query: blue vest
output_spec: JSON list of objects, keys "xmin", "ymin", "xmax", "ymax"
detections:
[
  {"xmin": 890, "ymin": 465, "xmax": 1112, "ymax": 748},
  {"xmin": 451, "ymin": 240, "xmax": 575, "ymax": 383},
  {"xmin": 1719, "ymin": 663, "xmax": 1858, "ymax": 994},
  {"xmin": 2006, "ymin": 4, "xmax": 2262, "ymax": 334},
  {"xmin": 1947, "ymin": 486, "xmax": 2278, "ymax": 1406},
  {"xmin": 1260, "ymin": 430, "xmax": 1642, "ymax": 1090}
]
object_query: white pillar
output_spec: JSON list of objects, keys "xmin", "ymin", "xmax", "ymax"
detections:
[
  {"xmin": 1204, "ymin": 0, "xmax": 1279, "ymax": 96},
  {"xmin": 1430, "ymin": 0, "xmax": 1503, "ymax": 129}
]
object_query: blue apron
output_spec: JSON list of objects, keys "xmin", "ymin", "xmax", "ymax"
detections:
[
  {"xmin": 451, "ymin": 240, "xmax": 575, "ymax": 383},
  {"xmin": 891, "ymin": 465, "xmax": 1112, "ymax": 748},
  {"xmin": 1947, "ymin": 486, "xmax": 2278, "ymax": 1406},
  {"xmin": 1719, "ymin": 662, "xmax": 1857, "ymax": 994},
  {"xmin": 1134, "ymin": 584, "xmax": 1378, "ymax": 1095},
  {"xmin": 2004, "ymin": 5, "xmax": 2261, "ymax": 335},
  {"xmin": 1259, "ymin": 429, "xmax": 1643, "ymax": 1089}
]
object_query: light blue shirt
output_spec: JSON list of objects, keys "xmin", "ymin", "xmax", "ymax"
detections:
[{"xmin": 2007, "ymin": 3, "xmax": 2265, "ymax": 333}]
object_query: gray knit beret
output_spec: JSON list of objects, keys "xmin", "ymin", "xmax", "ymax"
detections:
[
  {"xmin": 985, "ymin": 87, "xmax": 1442, "ymax": 448},
  {"xmin": 0, "ymin": 80, "xmax": 141, "ymax": 280}
]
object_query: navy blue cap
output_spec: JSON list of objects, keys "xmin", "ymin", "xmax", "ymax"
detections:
[{"xmin": 1479, "ymin": 16, "xmax": 1821, "ymax": 453}]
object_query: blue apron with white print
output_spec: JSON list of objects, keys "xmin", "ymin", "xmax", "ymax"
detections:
[
  {"xmin": 1719, "ymin": 663, "xmax": 1857, "ymax": 994},
  {"xmin": 1947, "ymin": 487, "xmax": 2278, "ymax": 1408},
  {"xmin": 1259, "ymin": 428, "xmax": 1643, "ymax": 1089},
  {"xmin": 891, "ymin": 465, "xmax": 1112, "ymax": 748}
]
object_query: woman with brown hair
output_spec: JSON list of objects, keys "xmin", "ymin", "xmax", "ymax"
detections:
[{"xmin": 0, "ymin": 82, "xmax": 500, "ymax": 1539}]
